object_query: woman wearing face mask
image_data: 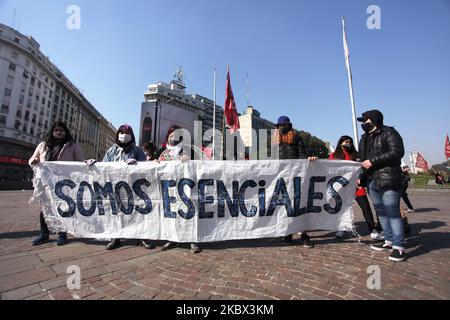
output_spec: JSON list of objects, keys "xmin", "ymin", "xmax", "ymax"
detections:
[
  {"xmin": 329, "ymin": 136, "xmax": 383, "ymax": 240},
  {"xmin": 29, "ymin": 121, "xmax": 85, "ymax": 246},
  {"xmin": 100, "ymin": 124, "xmax": 154, "ymax": 250},
  {"xmin": 155, "ymin": 125, "xmax": 202, "ymax": 254}
]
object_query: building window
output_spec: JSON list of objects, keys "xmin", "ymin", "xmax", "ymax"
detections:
[
  {"xmin": 38, "ymin": 81, "xmax": 41, "ymax": 89},
  {"xmin": 22, "ymin": 124, "xmax": 27, "ymax": 133},
  {"xmin": 30, "ymin": 76, "xmax": 35, "ymax": 86},
  {"xmin": 32, "ymin": 114, "xmax": 36, "ymax": 124},
  {"xmin": 25, "ymin": 111, "xmax": 30, "ymax": 121},
  {"xmin": 19, "ymin": 94, "xmax": 24, "ymax": 104},
  {"xmin": 14, "ymin": 120, "xmax": 21, "ymax": 130},
  {"xmin": 30, "ymin": 127, "xmax": 35, "ymax": 135},
  {"xmin": 1, "ymin": 105, "xmax": 9, "ymax": 114},
  {"xmin": 9, "ymin": 63, "xmax": 16, "ymax": 71},
  {"xmin": 6, "ymin": 75, "xmax": 14, "ymax": 85},
  {"xmin": 4, "ymin": 88, "xmax": 12, "ymax": 97},
  {"xmin": 0, "ymin": 115, "xmax": 6, "ymax": 125},
  {"xmin": 16, "ymin": 109, "xmax": 22, "ymax": 118},
  {"xmin": 14, "ymin": 37, "xmax": 20, "ymax": 44},
  {"xmin": 12, "ymin": 51, "xmax": 18, "ymax": 60}
]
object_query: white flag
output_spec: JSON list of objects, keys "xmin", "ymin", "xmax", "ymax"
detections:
[{"xmin": 342, "ymin": 17, "xmax": 351, "ymax": 76}]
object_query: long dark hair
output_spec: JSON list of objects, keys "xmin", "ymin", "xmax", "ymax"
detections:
[
  {"xmin": 115, "ymin": 124, "xmax": 136, "ymax": 148},
  {"xmin": 165, "ymin": 125, "xmax": 183, "ymax": 146},
  {"xmin": 45, "ymin": 121, "xmax": 74, "ymax": 148},
  {"xmin": 333, "ymin": 135, "xmax": 357, "ymax": 160}
]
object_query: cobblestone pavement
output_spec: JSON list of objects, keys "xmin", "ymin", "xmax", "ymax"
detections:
[{"xmin": 0, "ymin": 189, "xmax": 449, "ymax": 300}]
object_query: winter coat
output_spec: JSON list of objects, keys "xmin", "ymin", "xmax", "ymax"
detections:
[
  {"xmin": 358, "ymin": 125, "xmax": 405, "ymax": 190},
  {"xmin": 29, "ymin": 140, "xmax": 85, "ymax": 166},
  {"xmin": 102, "ymin": 144, "xmax": 146, "ymax": 162},
  {"xmin": 273, "ymin": 129, "xmax": 308, "ymax": 160}
]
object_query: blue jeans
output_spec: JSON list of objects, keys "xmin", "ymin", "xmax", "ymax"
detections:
[{"xmin": 368, "ymin": 180, "xmax": 405, "ymax": 250}]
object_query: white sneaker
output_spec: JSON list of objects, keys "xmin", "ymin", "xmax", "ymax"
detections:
[
  {"xmin": 405, "ymin": 209, "xmax": 415, "ymax": 213},
  {"xmin": 370, "ymin": 230, "xmax": 384, "ymax": 240},
  {"xmin": 336, "ymin": 231, "xmax": 345, "ymax": 239}
]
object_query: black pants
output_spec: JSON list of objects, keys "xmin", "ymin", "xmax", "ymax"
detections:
[
  {"xmin": 39, "ymin": 211, "xmax": 50, "ymax": 235},
  {"xmin": 401, "ymin": 187, "xmax": 414, "ymax": 210},
  {"xmin": 355, "ymin": 195, "xmax": 381, "ymax": 232}
]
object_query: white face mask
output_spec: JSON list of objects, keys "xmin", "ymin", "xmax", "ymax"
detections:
[{"xmin": 118, "ymin": 133, "xmax": 132, "ymax": 144}]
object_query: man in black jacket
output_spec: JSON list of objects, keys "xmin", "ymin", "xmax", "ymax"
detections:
[
  {"xmin": 274, "ymin": 116, "xmax": 317, "ymax": 248},
  {"xmin": 357, "ymin": 110, "xmax": 407, "ymax": 262}
]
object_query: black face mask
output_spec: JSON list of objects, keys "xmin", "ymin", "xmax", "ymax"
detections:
[
  {"xmin": 361, "ymin": 123, "xmax": 375, "ymax": 133},
  {"xmin": 342, "ymin": 144, "xmax": 353, "ymax": 151},
  {"xmin": 280, "ymin": 127, "xmax": 290, "ymax": 134}
]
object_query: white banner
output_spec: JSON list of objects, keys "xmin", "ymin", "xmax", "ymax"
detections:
[{"xmin": 32, "ymin": 160, "xmax": 361, "ymax": 242}]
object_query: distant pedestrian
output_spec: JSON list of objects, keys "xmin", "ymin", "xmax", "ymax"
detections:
[
  {"xmin": 29, "ymin": 121, "xmax": 85, "ymax": 246},
  {"xmin": 142, "ymin": 141, "xmax": 157, "ymax": 161}
]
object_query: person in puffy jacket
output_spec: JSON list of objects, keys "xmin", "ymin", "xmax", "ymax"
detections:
[
  {"xmin": 357, "ymin": 109, "xmax": 407, "ymax": 262},
  {"xmin": 29, "ymin": 121, "xmax": 85, "ymax": 246}
]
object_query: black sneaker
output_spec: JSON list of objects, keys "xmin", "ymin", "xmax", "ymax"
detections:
[
  {"xmin": 106, "ymin": 239, "xmax": 121, "ymax": 250},
  {"xmin": 141, "ymin": 240, "xmax": 155, "ymax": 249},
  {"xmin": 56, "ymin": 232, "xmax": 68, "ymax": 246},
  {"xmin": 160, "ymin": 241, "xmax": 177, "ymax": 251},
  {"xmin": 300, "ymin": 233, "xmax": 314, "ymax": 248},
  {"xmin": 389, "ymin": 249, "xmax": 406, "ymax": 262},
  {"xmin": 190, "ymin": 243, "xmax": 202, "ymax": 254},
  {"xmin": 370, "ymin": 243, "xmax": 393, "ymax": 251}
]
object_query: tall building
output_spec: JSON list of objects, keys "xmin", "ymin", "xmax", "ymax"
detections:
[
  {"xmin": 238, "ymin": 106, "xmax": 276, "ymax": 159},
  {"xmin": 140, "ymin": 67, "xmax": 224, "ymax": 151},
  {"xmin": 0, "ymin": 23, "xmax": 116, "ymax": 189}
]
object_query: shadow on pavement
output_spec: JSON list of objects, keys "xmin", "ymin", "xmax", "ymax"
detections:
[{"xmin": 0, "ymin": 230, "xmax": 39, "ymax": 239}]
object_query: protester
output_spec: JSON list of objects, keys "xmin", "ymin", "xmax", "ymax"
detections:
[
  {"xmin": 358, "ymin": 110, "xmax": 407, "ymax": 262},
  {"xmin": 329, "ymin": 135, "xmax": 383, "ymax": 240},
  {"xmin": 95, "ymin": 124, "xmax": 154, "ymax": 250},
  {"xmin": 29, "ymin": 121, "xmax": 85, "ymax": 246},
  {"xmin": 142, "ymin": 141, "xmax": 157, "ymax": 161},
  {"xmin": 156, "ymin": 125, "xmax": 202, "ymax": 254},
  {"xmin": 273, "ymin": 116, "xmax": 317, "ymax": 248},
  {"xmin": 435, "ymin": 172, "xmax": 446, "ymax": 185}
]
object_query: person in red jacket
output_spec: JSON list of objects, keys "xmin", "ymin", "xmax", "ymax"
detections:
[{"xmin": 329, "ymin": 136, "xmax": 383, "ymax": 240}]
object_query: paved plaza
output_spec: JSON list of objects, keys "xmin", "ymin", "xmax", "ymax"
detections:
[{"xmin": 0, "ymin": 189, "xmax": 449, "ymax": 300}]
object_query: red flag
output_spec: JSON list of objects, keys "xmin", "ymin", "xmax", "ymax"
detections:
[
  {"xmin": 415, "ymin": 152, "xmax": 429, "ymax": 171},
  {"xmin": 224, "ymin": 66, "xmax": 240, "ymax": 133},
  {"xmin": 445, "ymin": 134, "xmax": 450, "ymax": 159}
]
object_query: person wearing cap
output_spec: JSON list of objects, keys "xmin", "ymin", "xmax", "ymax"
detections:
[
  {"xmin": 273, "ymin": 115, "xmax": 317, "ymax": 248},
  {"xmin": 357, "ymin": 110, "xmax": 407, "ymax": 262}
]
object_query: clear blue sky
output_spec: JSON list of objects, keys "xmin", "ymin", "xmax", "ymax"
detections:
[{"xmin": 1, "ymin": 0, "xmax": 449, "ymax": 165}]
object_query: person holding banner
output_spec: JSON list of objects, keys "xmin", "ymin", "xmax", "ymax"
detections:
[
  {"xmin": 357, "ymin": 110, "xmax": 407, "ymax": 262},
  {"xmin": 29, "ymin": 121, "xmax": 85, "ymax": 246},
  {"xmin": 99, "ymin": 124, "xmax": 155, "ymax": 250},
  {"xmin": 273, "ymin": 116, "xmax": 317, "ymax": 248},
  {"xmin": 156, "ymin": 125, "xmax": 202, "ymax": 254},
  {"xmin": 329, "ymin": 135, "xmax": 383, "ymax": 240}
]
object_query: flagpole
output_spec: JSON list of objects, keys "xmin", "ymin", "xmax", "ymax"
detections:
[
  {"xmin": 342, "ymin": 17, "xmax": 359, "ymax": 148},
  {"xmin": 212, "ymin": 68, "xmax": 216, "ymax": 159}
]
